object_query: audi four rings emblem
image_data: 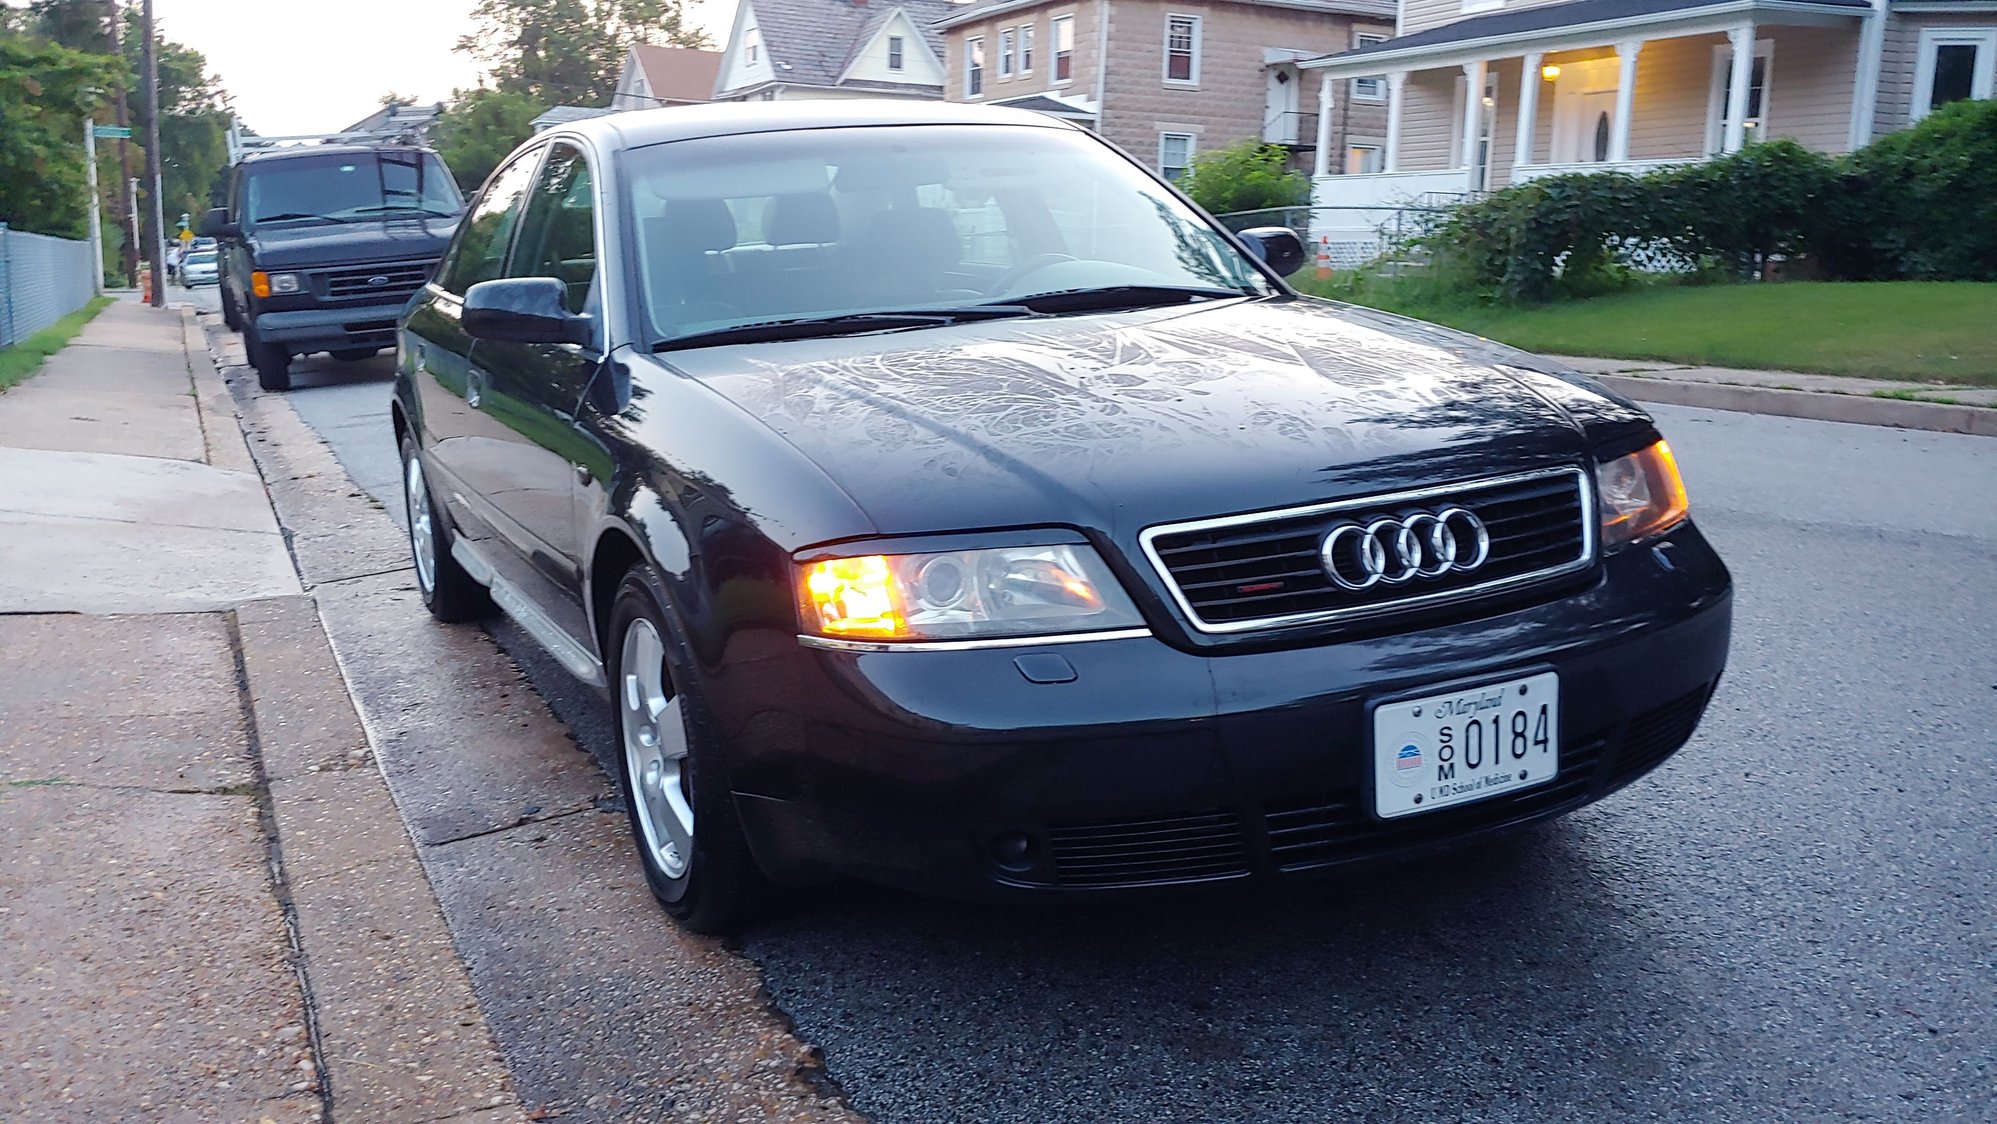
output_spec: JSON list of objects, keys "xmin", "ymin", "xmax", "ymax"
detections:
[{"xmin": 1319, "ymin": 508, "xmax": 1491, "ymax": 591}]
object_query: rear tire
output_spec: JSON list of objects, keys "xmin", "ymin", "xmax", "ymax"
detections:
[
  {"xmin": 607, "ymin": 565, "xmax": 764, "ymax": 935},
  {"xmin": 247, "ymin": 326, "xmax": 291, "ymax": 392},
  {"xmin": 399, "ymin": 434, "xmax": 492, "ymax": 623}
]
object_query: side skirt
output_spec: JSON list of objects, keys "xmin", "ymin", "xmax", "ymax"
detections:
[{"xmin": 451, "ymin": 537, "xmax": 608, "ymax": 689}]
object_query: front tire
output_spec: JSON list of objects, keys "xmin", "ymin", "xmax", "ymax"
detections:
[
  {"xmin": 399, "ymin": 434, "xmax": 492, "ymax": 623},
  {"xmin": 221, "ymin": 287, "xmax": 244, "ymax": 332},
  {"xmin": 608, "ymin": 566, "xmax": 762, "ymax": 934}
]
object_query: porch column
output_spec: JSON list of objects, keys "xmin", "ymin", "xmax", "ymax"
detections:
[
  {"xmin": 1384, "ymin": 71, "xmax": 1408, "ymax": 172},
  {"xmin": 1722, "ymin": 23, "xmax": 1757, "ymax": 152},
  {"xmin": 1459, "ymin": 60, "xmax": 1486, "ymax": 170},
  {"xmin": 1609, "ymin": 40, "xmax": 1642, "ymax": 163},
  {"xmin": 1313, "ymin": 73, "xmax": 1335, "ymax": 178},
  {"xmin": 1514, "ymin": 51, "xmax": 1544, "ymax": 173}
]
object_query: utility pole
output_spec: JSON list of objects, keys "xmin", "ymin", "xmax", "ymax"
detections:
[
  {"xmin": 111, "ymin": 5, "xmax": 136, "ymax": 287},
  {"xmin": 84, "ymin": 117, "xmax": 104, "ymax": 296},
  {"xmin": 142, "ymin": 0, "xmax": 165, "ymax": 308}
]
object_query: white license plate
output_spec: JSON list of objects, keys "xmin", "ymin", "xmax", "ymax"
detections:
[{"xmin": 1372, "ymin": 671, "xmax": 1559, "ymax": 819}]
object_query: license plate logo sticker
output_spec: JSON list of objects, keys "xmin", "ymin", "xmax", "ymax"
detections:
[{"xmin": 1389, "ymin": 735, "xmax": 1426, "ymax": 788}]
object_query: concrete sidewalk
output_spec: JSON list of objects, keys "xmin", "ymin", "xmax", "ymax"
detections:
[
  {"xmin": 0, "ymin": 302, "xmax": 520, "ymax": 1122},
  {"xmin": 1551, "ymin": 355, "xmax": 1997, "ymax": 437}
]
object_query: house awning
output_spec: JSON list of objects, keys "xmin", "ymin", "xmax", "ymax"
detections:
[{"xmin": 1299, "ymin": 0, "xmax": 1868, "ymax": 76}]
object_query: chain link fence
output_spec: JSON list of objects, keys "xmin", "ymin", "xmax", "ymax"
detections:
[
  {"xmin": 1214, "ymin": 202, "xmax": 1464, "ymax": 275},
  {"xmin": 0, "ymin": 224, "xmax": 98, "ymax": 350}
]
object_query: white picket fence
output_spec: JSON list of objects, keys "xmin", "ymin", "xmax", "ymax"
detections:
[{"xmin": 0, "ymin": 224, "xmax": 97, "ymax": 350}]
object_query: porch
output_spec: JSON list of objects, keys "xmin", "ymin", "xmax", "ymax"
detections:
[{"xmin": 1294, "ymin": 0, "xmax": 1873, "ymax": 252}]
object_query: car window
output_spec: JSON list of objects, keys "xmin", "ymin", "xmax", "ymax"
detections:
[
  {"xmin": 508, "ymin": 143, "xmax": 597, "ymax": 316},
  {"xmin": 438, "ymin": 149, "xmax": 543, "ymax": 296}
]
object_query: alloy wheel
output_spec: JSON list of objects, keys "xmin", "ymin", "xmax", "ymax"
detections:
[
  {"xmin": 405, "ymin": 454, "xmax": 437, "ymax": 594},
  {"xmin": 620, "ymin": 618, "xmax": 694, "ymax": 880}
]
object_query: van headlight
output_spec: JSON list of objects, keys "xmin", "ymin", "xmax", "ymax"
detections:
[
  {"xmin": 798, "ymin": 543, "xmax": 1143, "ymax": 642},
  {"xmin": 1597, "ymin": 439, "xmax": 1690, "ymax": 548}
]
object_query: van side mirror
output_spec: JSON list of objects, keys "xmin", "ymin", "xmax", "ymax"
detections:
[
  {"xmin": 463, "ymin": 277, "xmax": 593, "ymax": 346},
  {"xmin": 1239, "ymin": 226, "xmax": 1308, "ymax": 277},
  {"xmin": 200, "ymin": 207, "xmax": 239, "ymax": 240}
]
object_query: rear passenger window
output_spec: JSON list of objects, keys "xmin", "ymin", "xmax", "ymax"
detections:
[{"xmin": 509, "ymin": 144, "xmax": 597, "ymax": 315}]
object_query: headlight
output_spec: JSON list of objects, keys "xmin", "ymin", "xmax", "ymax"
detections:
[
  {"xmin": 251, "ymin": 271, "xmax": 300, "ymax": 297},
  {"xmin": 797, "ymin": 543, "xmax": 1143, "ymax": 642},
  {"xmin": 1596, "ymin": 439, "xmax": 1689, "ymax": 548}
]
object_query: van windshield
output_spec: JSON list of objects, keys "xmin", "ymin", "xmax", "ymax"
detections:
[{"xmin": 244, "ymin": 151, "xmax": 461, "ymax": 226}]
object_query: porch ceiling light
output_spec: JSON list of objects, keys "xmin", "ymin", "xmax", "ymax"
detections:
[{"xmin": 1541, "ymin": 63, "xmax": 1561, "ymax": 81}]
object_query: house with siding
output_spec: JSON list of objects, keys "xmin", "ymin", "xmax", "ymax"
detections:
[
  {"xmin": 711, "ymin": 0, "xmax": 959, "ymax": 102},
  {"xmin": 934, "ymin": 0, "xmax": 1397, "ymax": 183},
  {"xmin": 1297, "ymin": 0, "xmax": 1997, "ymax": 255},
  {"xmin": 610, "ymin": 44, "xmax": 726, "ymax": 111}
]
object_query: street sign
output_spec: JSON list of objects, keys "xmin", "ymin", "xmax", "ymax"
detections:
[{"xmin": 93, "ymin": 125, "xmax": 133, "ymax": 139}]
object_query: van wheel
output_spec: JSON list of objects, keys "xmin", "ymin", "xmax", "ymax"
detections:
[
  {"xmin": 221, "ymin": 288, "xmax": 244, "ymax": 332},
  {"xmin": 247, "ymin": 329, "xmax": 291, "ymax": 392},
  {"xmin": 608, "ymin": 565, "xmax": 765, "ymax": 934}
]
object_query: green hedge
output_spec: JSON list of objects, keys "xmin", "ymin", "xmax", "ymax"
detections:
[{"xmin": 1428, "ymin": 99, "xmax": 1997, "ymax": 302}]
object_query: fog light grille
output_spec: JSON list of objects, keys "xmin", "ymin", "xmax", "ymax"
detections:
[{"xmin": 1045, "ymin": 809, "xmax": 1249, "ymax": 887}]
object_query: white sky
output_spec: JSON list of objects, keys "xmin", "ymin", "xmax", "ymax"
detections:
[{"xmin": 17, "ymin": 0, "xmax": 739, "ymax": 137}]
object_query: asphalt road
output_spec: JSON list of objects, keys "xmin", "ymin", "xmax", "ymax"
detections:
[{"xmin": 210, "ymin": 281, "xmax": 1996, "ymax": 1122}]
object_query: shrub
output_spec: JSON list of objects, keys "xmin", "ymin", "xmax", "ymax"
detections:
[
  {"xmin": 1836, "ymin": 99, "xmax": 1997, "ymax": 280},
  {"xmin": 1176, "ymin": 139, "xmax": 1310, "ymax": 217}
]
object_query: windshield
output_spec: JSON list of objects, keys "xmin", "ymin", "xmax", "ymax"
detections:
[
  {"xmin": 626, "ymin": 124, "xmax": 1273, "ymax": 345},
  {"xmin": 244, "ymin": 151, "xmax": 462, "ymax": 226}
]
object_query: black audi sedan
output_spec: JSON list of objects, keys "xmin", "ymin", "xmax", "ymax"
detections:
[{"xmin": 391, "ymin": 101, "xmax": 1731, "ymax": 933}]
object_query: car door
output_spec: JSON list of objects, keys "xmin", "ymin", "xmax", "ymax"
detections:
[
  {"xmin": 456, "ymin": 140, "xmax": 604, "ymax": 647},
  {"xmin": 406, "ymin": 145, "xmax": 545, "ymax": 542}
]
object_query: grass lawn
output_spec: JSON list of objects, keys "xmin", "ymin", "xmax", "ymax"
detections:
[
  {"xmin": 1293, "ymin": 281, "xmax": 1997, "ymax": 387},
  {"xmin": 0, "ymin": 296, "xmax": 113, "ymax": 393}
]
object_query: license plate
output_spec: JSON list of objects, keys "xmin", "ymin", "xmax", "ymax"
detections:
[{"xmin": 1372, "ymin": 671, "xmax": 1559, "ymax": 819}]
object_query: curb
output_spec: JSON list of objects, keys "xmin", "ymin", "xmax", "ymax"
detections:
[{"xmin": 1598, "ymin": 374, "xmax": 1997, "ymax": 437}]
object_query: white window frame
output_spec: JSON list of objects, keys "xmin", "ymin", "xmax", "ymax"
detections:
[
  {"xmin": 1346, "ymin": 140, "xmax": 1385, "ymax": 174},
  {"xmin": 1461, "ymin": 0, "xmax": 1503, "ymax": 13},
  {"xmin": 1352, "ymin": 33, "xmax": 1388, "ymax": 101},
  {"xmin": 1159, "ymin": 131, "xmax": 1196, "ymax": 179},
  {"xmin": 1020, "ymin": 24, "xmax": 1034, "ymax": 75},
  {"xmin": 966, "ymin": 36, "xmax": 985, "ymax": 97},
  {"xmin": 1704, "ymin": 38, "xmax": 1775, "ymax": 154},
  {"xmin": 1912, "ymin": 27, "xmax": 1997, "ymax": 120},
  {"xmin": 888, "ymin": 35, "xmax": 904, "ymax": 72},
  {"xmin": 1052, "ymin": 14, "xmax": 1075, "ymax": 85},
  {"xmin": 999, "ymin": 29, "xmax": 1016, "ymax": 78},
  {"xmin": 1163, "ymin": 14, "xmax": 1202, "ymax": 86},
  {"xmin": 744, "ymin": 27, "xmax": 761, "ymax": 66}
]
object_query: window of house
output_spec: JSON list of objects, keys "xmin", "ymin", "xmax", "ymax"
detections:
[
  {"xmin": 1159, "ymin": 132, "xmax": 1195, "ymax": 180},
  {"xmin": 1352, "ymin": 34, "xmax": 1387, "ymax": 100},
  {"xmin": 1461, "ymin": 0, "xmax": 1503, "ymax": 12},
  {"xmin": 999, "ymin": 29, "xmax": 1016, "ymax": 77},
  {"xmin": 1345, "ymin": 143, "xmax": 1383, "ymax": 174},
  {"xmin": 1164, "ymin": 15, "xmax": 1200, "ymax": 85},
  {"xmin": 967, "ymin": 37, "xmax": 985, "ymax": 97},
  {"xmin": 744, "ymin": 27, "xmax": 760, "ymax": 66},
  {"xmin": 1052, "ymin": 15, "xmax": 1075, "ymax": 83},
  {"xmin": 1913, "ymin": 28, "xmax": 1997, "ymax": 119},
  {"xmin": 1020, "ymin": 25, "xmax": 1034, "ymax": 74},
  {"xmin": 1704, "ymin": 40, "xmax": 1774, "ymax": 153},
  {"xmin": 888, "ymin": 35, "xmax": 904, "ymax": 71}
]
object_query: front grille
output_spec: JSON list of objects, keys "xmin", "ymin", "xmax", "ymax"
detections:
[
  {"xmin": 1144, "ymin": 469, "xmax": 1592, "ymax": 632},
  {"xmin": 1264, "ymin": 733, "xmax": 1610, "ymax": 872},
  {"xmin": 1607, "ymin": 684, "xmax": 1713, "ymax": 785},
  {"xmin": 316, "ymin": 260, "xmax": 435, "ymax": 300},
  {"xmin": 1044, "ymin": 809, "xmax": 1250, "ymax": 887}
]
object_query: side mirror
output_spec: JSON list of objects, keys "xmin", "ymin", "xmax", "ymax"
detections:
[
  {"xmin": 463, "ymin": 277, "xmax": 593, "ymax": 346},
  {"xmin": 1238, "ymin": 226, "xmax": 1308, "ymax": 278},
  {"xmin": 200, "ymin": 207, "xmax": 239, "ymax": 240}
]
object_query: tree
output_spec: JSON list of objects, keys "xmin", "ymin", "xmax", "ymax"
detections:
[
  {"xmin": 434, "ymin": 87, "xmax": 546, "ymax": 192},
  {"xmin": 0, "ymin": 33, "xmax": 125, "ymax": 239},
  {"xmin": 118, "ymin": 8, "xmax": 231, "ymax": 224},
  {"xmin": 457, "ymin": 0, "xmax": 710, "ymax": 106},
  {"xmin": 1176, "ymin": 139, "xmax": 1311, "ymax": 219},
  {"xmin": 28, "ymin": 0, "xmax": 117, "ymax": 53}
]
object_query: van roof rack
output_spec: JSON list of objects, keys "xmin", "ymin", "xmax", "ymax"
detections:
[{"xmin": 226, "ymin": 119, "xmax": 429, "ymax": 164}]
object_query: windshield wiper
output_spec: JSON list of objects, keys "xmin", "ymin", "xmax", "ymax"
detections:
[
  {"xmin": 652, "ymin": 306, "xmax": 1038, "ymax": 353},
  {"xmin": 992, "ymin": 284, "xmax": 1253, "ymax": 315},
  {"xmin": 253, "ymin": 212, "xmax": 349, "ymax": 226},
  {"xmin": 348, "ymin": 204, "xmax": 458, "ymax": 217}
]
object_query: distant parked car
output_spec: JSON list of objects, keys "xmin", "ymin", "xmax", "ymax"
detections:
[
  {"xmin": 181, "ymin": 249, "xmax": 219, "ymax": 287},
  {"xmin": 393, "ymin": 102, "xmax": 1732, "ymax": 935}
]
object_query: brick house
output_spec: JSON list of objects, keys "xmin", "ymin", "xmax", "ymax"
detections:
[
  {"xmin": 934, "ymin": 0, "xmax": 1398, "ymax": 185},
  {"xmin": 1299, "ymin": 0, "xmax": 1997, "ymax": 254}
]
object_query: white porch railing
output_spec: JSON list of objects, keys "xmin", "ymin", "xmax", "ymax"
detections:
[{"xmin": 1511, "ymin": 159, "xmax": 1689, "ymax": 183}]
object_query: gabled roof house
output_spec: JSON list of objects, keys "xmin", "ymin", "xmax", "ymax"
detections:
[
  {"xmin": 611, "ymin": 44, "xmax": 727, "ymax": 110},
  {"xmin": 1300, "ymin": 0, "xmax": 1997, "ymax": 253},
  {"xmin": 712, "ymin": 0, "xmax": 960, "ymax": 101}
]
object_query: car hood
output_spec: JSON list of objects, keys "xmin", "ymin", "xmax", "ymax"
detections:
[
  {"xmin": 665, "ymin": 297, "xmax": 1651, "ymax": 545},
  {"xmin": 246, "ymin": 216, "xmax": 457, "ymax": 268}
]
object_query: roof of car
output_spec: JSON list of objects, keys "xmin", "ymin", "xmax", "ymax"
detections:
[{"xmin": 545, "ymin": 99, "xmax": 1079, "ymax": 152}]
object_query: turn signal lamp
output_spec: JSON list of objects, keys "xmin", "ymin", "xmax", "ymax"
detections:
[
  {"xmin": 797, "ymin": 544, "xmax": 1143, "ymax": 643},
  {"xmin": 250, "ymin": 271, "xmax": 301, "ymax": 297},
  {"xmin": 1597, "ymin": 439, "xmax": 1690, "ymax": 547},
  {"xmin": 801, "ymin": 555, "xmax": 907, "ymax": 638}
]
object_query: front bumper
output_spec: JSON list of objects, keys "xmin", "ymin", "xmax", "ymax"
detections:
[
  {"xmin": 253, "ymin": 302, "xmax": 406, "ymax": 354},
  {"xmin": 722, "ymin": 522, "xmax": 1732, "ymax": 897}
]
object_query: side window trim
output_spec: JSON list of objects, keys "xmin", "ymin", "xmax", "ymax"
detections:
[
  {"xmin": 505, "ymin": 138, "xmax": 605, "ymax": 353},
  {"xmin": 436, "ymin": 143, "xmax": 549, "ymax": 298}
]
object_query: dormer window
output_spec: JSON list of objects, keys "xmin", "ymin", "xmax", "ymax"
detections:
[
  {"xmin": 889, "ymin": 35, "xmax": 905, "ymax": 71},
  {"xmin": 745, "ymin": 28, "xmax": 761, "ymax": 66}
]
